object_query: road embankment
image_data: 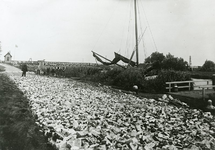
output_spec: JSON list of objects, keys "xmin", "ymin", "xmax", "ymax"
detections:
[{"xmin": 0, "ymin": 73, "xmax": 56, "ymax": 150}]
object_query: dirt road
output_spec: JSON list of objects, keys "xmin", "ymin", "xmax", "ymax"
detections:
[{"xmin": 0, "ymin": 63, "xmax": 21, "ymax": 72}]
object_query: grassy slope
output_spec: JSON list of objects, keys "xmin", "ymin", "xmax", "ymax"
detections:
[
  {"xmin": 0, "ymin": 65, "xmax": 5, "ymax": 72},
  {"xmin": 0, "ymin": 74, "xmax": 56, "ymax": 150}
]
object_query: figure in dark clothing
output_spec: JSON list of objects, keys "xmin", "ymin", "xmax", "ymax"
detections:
[
  {"xmin": 21, "ymin": 64, "xmax": 28, "ymax": 77},
  {"xmin": 46, "ymin": 67, "xmax": 50, "ymax": 76},
  {"xmin": 56, "ymin": 67, "xmax": 60, "ymax": 76},
  {"xmin": 51, "ymin": 67, "xmax": 55, "ymax": 76},
  {"xmin": 62, "ymin": 66, "xmax": 66, "ymax": 77},
  {"xmin": 58, "ymin": 67, "xmax": 63, "ymax": 77}
]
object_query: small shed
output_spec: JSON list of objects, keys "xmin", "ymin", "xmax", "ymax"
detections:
[{"xmin": 4, "ymin": 52, "xmax": 12, "ymax": 63}]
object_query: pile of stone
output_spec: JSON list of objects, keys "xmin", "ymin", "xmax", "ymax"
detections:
[{"xmin": 7, "ymin": 73, "xmax": 215, "ymax": 150}]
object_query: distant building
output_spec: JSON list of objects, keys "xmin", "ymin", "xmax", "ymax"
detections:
[
  {"xmin": 191, "ymin": 66, "xmax": 201, "ymax": 71},
  {"xmin": 4, "ymin": 52, "xmax": 12, "ymax": 63}
]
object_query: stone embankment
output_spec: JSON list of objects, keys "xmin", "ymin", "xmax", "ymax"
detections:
[{"xmin": 2, "ymin": 64, "xmax": 215, "ymax": 150}]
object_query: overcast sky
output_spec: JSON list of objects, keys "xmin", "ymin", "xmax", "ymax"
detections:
[{"xmin": 0, "ymin": 0, "xmax": 215, "ymax": 66}]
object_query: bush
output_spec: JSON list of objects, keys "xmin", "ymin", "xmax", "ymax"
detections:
[
  {"xmin": 143, "ymin": 70, "xmax": 192, "ymax": 93},
  {"xmin": 64, "ymin": 66, "xmax": 101, "ymax": 78},
  {"xmin": 145, "ymin": 52, "xmax": 189, "ymax": 71},
  {"xmin": 161, "ymin": 53, "xmax": 189, "ymax": 71},
  {"xmin": 113, "ymin": 67, "xmax": 145, "ymax": 90},
  {"xmin": 89, "ymin": 67, "xmax": 123, "ymax": 84},
  {"xmin": 190, "ymin": 71, "xmax": 215, "ymax": 79},
  {"xmin": 201, "ymin": 60, "xmax": 215, "ymax": 72}
]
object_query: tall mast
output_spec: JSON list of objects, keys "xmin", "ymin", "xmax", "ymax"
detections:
[{"xmin": 134, "ymin": 0, "xmax": 139, "ymax": 66}]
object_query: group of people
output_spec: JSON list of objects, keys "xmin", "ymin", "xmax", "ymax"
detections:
[
  {"xmin": 36, "ymin": 65, "xmax": 67, "ymax": 77},
  {"xmin": 21, "ymin": 63, "xmax": 67, "ymax": 78}
]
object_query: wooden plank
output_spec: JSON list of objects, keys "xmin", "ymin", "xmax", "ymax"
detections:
[
  {"xmin": 194, "ymin": 80, "xmax": 211, "ymax": 83},
  {"xmin": 166, "ymin": 86, "xmax": 190, "ymax": 89},
  {"xmin": 198, "ymin": 85, "xmax": 215, "ymax": 88},
  {"xmin": 166, "ymin": 81, "xmax": 194, "ymax": 84},
  {"xmin": 178, "ymin": 86, "xmax": 190, "ymax": 89},
  {"xmin": 194, "ymin": 84, "xmax": 211, "ymax": 87}
]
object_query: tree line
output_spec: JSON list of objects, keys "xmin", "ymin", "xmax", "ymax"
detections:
[{"xmin": 144, "ymin": 52, "xmax": 215, "ymax": 72}]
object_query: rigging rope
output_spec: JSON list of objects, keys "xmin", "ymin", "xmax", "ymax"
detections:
[
  {"xmin": 119, "ymin": 0, "xmax": 131, "ymax": 57},
  {"xmin": 137, "ymin": 0, "xmax": 146, "ymax": 60},
  {"xmin": 137, "ymin": 0, "xmax": 147, "ymax": 59},
  {"xmin": 139, "ymin": 0, "xmax": 158, "ymax": 52},
  {"xmin": 137, "ymin": 0, "xmax": 144, "ymax": 39},
  {"xmin": 129, "ymin": 27, "xmax": 147, "ymax": 61},
  {"xmin": 142, "ymin": 35, "xmax": 147, "ymax": 59}
]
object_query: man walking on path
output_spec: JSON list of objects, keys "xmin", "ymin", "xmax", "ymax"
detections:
[{"xmin": 21, "ymin": 64, "xmax": 28, "ymax": 77}]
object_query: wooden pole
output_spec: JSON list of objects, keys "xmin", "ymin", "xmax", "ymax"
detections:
[{"xmin": 134, "ymin": 0, "xmax": 139, "ymax": 67}]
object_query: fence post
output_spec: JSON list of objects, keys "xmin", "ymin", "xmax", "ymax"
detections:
[
  {"xmin": 202, "ymin": 88, "xmax": 205, "ymax": 101},
  {"xmin": 207, "ymin": 80, "xmax": 209, "ymax": 89},
  {"xmin": 212, "ymin": 74, "xmax": 215, "ymax": 90},
  {"xmin": 169, "ymin": 83, "xmax": 171, "ymax": 92},
  {"xmin": 173, "ymin": 84, "xmax": 178, "ymax": 92}
]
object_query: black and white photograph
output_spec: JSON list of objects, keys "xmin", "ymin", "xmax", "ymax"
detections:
[{"xmin": 0, "ymin": 0, "xmax": 215, "ymax": 149}]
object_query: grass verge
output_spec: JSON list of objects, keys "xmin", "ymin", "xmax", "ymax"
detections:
[
  {"xmin": 0, "ymin": 73, "xmax": 56, "ymax": 150},
  {"xmin": 0, "ymin": 65, "xmax": 5, "ymax": 72}
]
